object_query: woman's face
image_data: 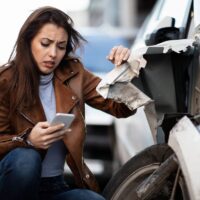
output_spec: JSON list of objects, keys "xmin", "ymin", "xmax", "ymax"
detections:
[{"xmin": 31, "ymin": 23, "xmax": 68, "ymax": 74}]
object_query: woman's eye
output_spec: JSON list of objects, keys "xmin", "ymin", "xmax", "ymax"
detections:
[
  {"xmin": 41, "ymin": 42, "xmax": 49, "ymax": 47},
  {"xmin": 58, "ymin": 45, "xmax": 66, "ymax": 50}
]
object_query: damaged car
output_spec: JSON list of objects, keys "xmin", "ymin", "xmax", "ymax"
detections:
[{"xmin": 100, "ymin": 0, "xmax": 200, "ymax": 199}]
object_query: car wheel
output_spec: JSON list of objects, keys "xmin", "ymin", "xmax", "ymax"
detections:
[{"xmin": 103, "ymin": 144, "xmax": 189, "ymax": 200}]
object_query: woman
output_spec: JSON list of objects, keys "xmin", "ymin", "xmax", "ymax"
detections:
[{"xmin": 0, "ymin": 6, "xmax": 134, "ymax": 200}]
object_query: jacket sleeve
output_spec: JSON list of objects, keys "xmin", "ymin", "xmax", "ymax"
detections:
[
  {"xmin": 0, "ymin": 70, "xmax": 29, "ymax": 159},
  {"xmin": 82, "ymin": 66, "xmax": 136, "ymax": 118}
]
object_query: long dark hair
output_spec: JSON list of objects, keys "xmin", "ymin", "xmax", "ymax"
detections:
[{"xmin": 8, "ymin": 6, "xmax": 86, "ymax": 113}]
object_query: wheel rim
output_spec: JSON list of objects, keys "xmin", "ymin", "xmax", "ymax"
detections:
[{"xmin": 110, "ymin": 163, "xmax": 188, "ymax": 200}]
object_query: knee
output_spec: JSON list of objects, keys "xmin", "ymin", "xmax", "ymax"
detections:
[{"xmin": 3, "ymin": 147, "xmax": 42, "ymax": 178}]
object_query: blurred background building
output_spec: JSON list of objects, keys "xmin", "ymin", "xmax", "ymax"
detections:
[
  {"xmin": 69, "ymin": 0, "xmax": 157, "ymax": 28},
  {"xmin": 70, "ymin": 0, "xmax": 157, "ymax": 46}
]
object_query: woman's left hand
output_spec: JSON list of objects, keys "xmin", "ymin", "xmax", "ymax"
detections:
[{"xmin": 107, "ymin": 45, "xmax": 130, "ymax": 66}]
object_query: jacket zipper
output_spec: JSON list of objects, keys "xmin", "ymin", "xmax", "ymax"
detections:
[
  {"xmin": 0, "ymin": 135, "xmax": 24, "ymax": 143},
  {"xmin": 0, "ymin": 128, "xmax": 30, "ymax": 143}
]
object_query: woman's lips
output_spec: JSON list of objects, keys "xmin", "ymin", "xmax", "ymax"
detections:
[{"xmin": 43, "ymin": 61, "xmax": 55, "ymax": 68}]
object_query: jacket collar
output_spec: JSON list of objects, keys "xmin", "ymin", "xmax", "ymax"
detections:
[{"xmin": 55, "ymin": 58, "xmax": 80, "ymax": 83}]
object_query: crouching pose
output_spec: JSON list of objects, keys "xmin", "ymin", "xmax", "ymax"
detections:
[{"xmin": 0, "ymin": 6, "xmax": 134, "ymax": 200}]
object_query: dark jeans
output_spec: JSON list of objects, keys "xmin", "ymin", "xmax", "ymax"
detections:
[{"xmin": 0, "ymin": 148, "xmax": 105, "ymax": 200}]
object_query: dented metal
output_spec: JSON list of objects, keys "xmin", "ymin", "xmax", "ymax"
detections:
[{"xmin": 96, "ymin": 37, "xmax": 198, "ymax": 142}]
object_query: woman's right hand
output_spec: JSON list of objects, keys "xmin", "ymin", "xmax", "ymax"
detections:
[{"xmin": 27, "ymin": 122, "xmax": 70, "ymax": 149}]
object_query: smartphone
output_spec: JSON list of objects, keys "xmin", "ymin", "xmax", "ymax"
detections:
[{"xmin": 50, "ymin": 113, "xmax": 75, "ymax": 129}]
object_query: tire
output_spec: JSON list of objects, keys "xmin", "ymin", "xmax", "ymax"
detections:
[{"xmin": 103, "ymin": 144, "xmax": 189, "ymax": 200}]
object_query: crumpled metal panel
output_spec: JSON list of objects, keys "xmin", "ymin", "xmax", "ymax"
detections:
[{"xmin": 96, "ymin": 38, "xmax": 196, "ymax": 142}]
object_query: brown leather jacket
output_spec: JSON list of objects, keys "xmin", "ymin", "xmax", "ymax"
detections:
[{"xmin": 0, "ymin": 58, "xmax": 135, "ymax": 192}]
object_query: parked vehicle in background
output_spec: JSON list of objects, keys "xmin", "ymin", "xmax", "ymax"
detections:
[{"xmin": 103, "ymin": 0, "xmax": 200, "ymax": 199}]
